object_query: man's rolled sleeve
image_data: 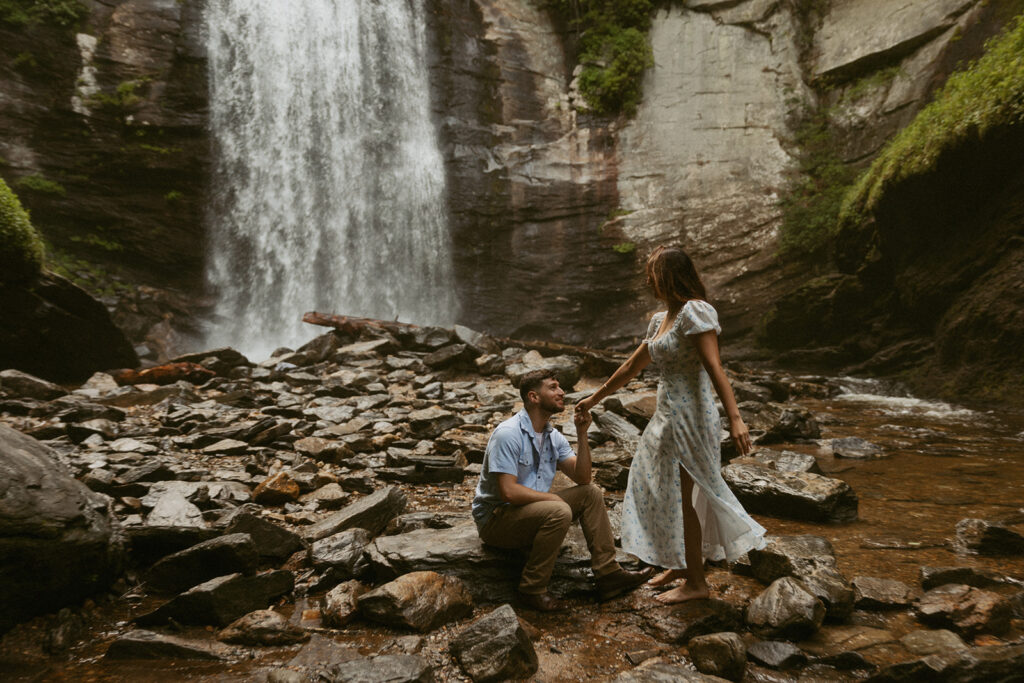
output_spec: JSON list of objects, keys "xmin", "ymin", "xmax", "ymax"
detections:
[
  {"xmin": 552, "ymin": 429, "xmax": 575, "ymax": 463},
  {"xmin": 487, "ymin": 428, "xmax": 522, "ymax": 476}
]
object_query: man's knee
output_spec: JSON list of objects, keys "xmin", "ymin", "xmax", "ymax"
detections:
[{"xmin": 539, "ymin": 500, "xmax": 573, "ymax": 527}]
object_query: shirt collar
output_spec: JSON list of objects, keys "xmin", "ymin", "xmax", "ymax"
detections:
[{"xmin": 517, "ymin": 408, "xmax": 552, "ymax": 435}]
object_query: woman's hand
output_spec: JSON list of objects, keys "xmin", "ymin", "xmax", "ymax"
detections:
[
  {"xmin": 729, "ymin": 416, "xmax": 753, "ymax": 456},
  {"xmin": 574, "ymin": 396, "xmax": 597, "ymax": 415},
  {"xmin": 573, "ymin": 405, "xmax": 593, "ymax": 432}
]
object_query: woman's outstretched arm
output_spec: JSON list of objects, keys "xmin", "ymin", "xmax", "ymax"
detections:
[
  {"xmin": 690, "ymin": 331, "xmax": 753, "ymax": 456},
  {"xmin": 574, "ymin": 343, "xmax": 652, "ymax": 414}
]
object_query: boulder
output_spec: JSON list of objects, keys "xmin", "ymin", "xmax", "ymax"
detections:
[
  {"xmin": 746, "ymin": 535, "xmax": 854, "ymax": 621},
  {"xmin": 687, "ymin": 631, "xmax": 746, "ymax": 681},
  {"xmin": 104, "ymin": 629, "xmax": 227, "ymax": 660},
  {"xmin": 953, "ymin": 518, "xmax": 1024, "ymax": 555},
  {"xmin": 136, "ymin": 570, "xmax": 294, "ymax": 627},
  {"xmin": 217, "ymin": 609, "xmax": 310, "ymax": 646},
  {"xmin": 310, "ymin": 528, "xmax": 373, "ymax": 580},
  {"xmin": 423, "ymin": 343, "xmax": 476, "ymax": 369},
  {"xmin": 746, "ymin": 577, "xmax": 826, "ymax": 640},
  {"xmin": 357, "ymin": 570, "xmax": 473, "ymax": 632},
  {"xmin": 0, "ymin": 369, "xmax": 67, "ymax": 400},
  {"xmin": 914, "ymin": 584, "xmax": 1012, "ymax": 637},
  {"xmin": 450, "ymin": 604, "xmax": 538, "ymax": 682},
  {"xmin": 222, "ymin": 511, "xmax": 305, "ymax": 561},
  {"xmin": 593, "ymin": 409, "xmax": 642, "ymax": 453},
  {"xmin": 0, "ymin": 425, "xmax": 123, "ymax": 634},
  {"xmin": 852, "ymin": 576, "xmax": 915, "ymax": 610},
  {"xmin": 146, "ymin": 533, "xmax": 259, "ymax": 593},
  {"xmin": 323, "ymin": 580, "xmax": 370, "ymax": 628},
  {"xmin": 505, "ymin": 352, "xmax": 583, "ymax": 392},
  {"xmin": 899, "ymin": 628, "xmax": 967, "ymax": 656},
  {"xmin": 867, "ymin": 643, "xmax": 1024, "ymax": 683},
  {"xmin": 607, "ymin": 660, "xmax": 731, "ymax": 682},
  {"xmin": 722, "ymin": 464, "xmax": 858, "ymax": 523},
  {"xmin": 919, "ymin": 565, "xmax": 1017, "ymax": 591},
  {"xmin": 364, "ymin": 521, "xmax": 597, "ymax": 601},
  {"xmin": 303, "ymin": 486, "xmax": 407, "ymax": 541},
  {"xmin": 640, "ymin": 600, "xmax": 744, "ymax": 645},
  {"xmin": 603, "ymin": 390, "xmax": 658, "ymax": 429},
  {"xmin": 406, "ymin": 406, "xmax": 463, "ymax": 439},
  {"xmin": 732, "ymin": 449, "xmax": 821, "ymax": 474},
  {"xmin": 0, "ymin": 272, "xmax": 138, "ymax": 384}
]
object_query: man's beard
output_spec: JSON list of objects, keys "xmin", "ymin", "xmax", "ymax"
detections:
[{"xmin": 539, "ymin": 396, "xmax": 564, "ymax": 414}]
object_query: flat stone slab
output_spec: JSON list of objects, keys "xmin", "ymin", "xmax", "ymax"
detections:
[
  {"xmin": 136, "ymin": 570, "xmax": 294, "ymax": 627},
  {"xmin": 105, "ymin": 629, "xmax": 227, "ymax": 660},
  {"xmin": 722, "ymin": 464, "xmax": 858, "ymax": 523},
  {"xmin": 303, "ymin": 486, "xmax": 407, "ymax": 541}
]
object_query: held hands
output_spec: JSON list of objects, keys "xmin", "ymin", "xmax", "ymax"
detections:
[
  {"xmin": 573, "ymin": 404, "xmax": 593, "ymax": 432},
  {"xmin": 574, "ymin": 396, "xmax": 596, "ymax": 415},
  {"xmin": 730, "ymin": 416, "xmax": 753, "ymax": 456}
]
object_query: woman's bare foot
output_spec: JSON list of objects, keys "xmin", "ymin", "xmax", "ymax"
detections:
[
  {"xmin": 653, "ymin": 581, "xmax": 710, "ymax": 604},
  {"xmin": 648, "ymin": 569, "xmax": 686, "ymax": 587}
]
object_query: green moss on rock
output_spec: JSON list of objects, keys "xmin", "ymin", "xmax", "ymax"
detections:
[
  {"xmin": 0, "ymin": 0, "xmax": 87, "ymax": 28},
  {"xmin": 0, "ymin": 176, "xmax": 45, "ymax": 284},
  {"xmin": 839, "ymin": 13, "xmax": 1024, "ymax": 227}
]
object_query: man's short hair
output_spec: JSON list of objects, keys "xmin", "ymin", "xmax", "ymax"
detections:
[{"xmin": 519, "ymin": 368, "xmax": 558, "ymax": 404}]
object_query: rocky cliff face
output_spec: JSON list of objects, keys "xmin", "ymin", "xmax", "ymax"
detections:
[
  {"xmin": 2, "ymin": 0, "xmax": 1020, "ymax": 389},
  {"xmin": 0, "ymin": 0, "xmax": 208, "ymax": 355}
]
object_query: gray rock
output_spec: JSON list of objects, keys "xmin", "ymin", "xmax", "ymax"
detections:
[
  {"xmin": 953, "ymin": 518, "xmax": 1024, "ymax": 556},
  {"xmin": 687, "ymin": 631, "xmax": 746, "ymax": 681},
  {"xmin": 853, "ymin": 576, "xmax": 915, "ymax": 610},
  {"xmin": 135, "ymin": 570, "xmax": 294, "ymax": 627},
  {"xmin": 146, "ymin": 533, "xmax": 259, "ymax": 594},
  {"xmin": 222, "ymin": 511, "xmax": 305, "ymax": 561},
  {"xmin": 450, "ymin": 604, "xmax": 538, "ymax": 682},
  {"xmin": 732, "ymin": 449, "xmax": 821, "ymax": 473},
  {"xmin": 746, "ymin": 640, "xmax": 808, "ymax": 669},
  {"xmin": 0, "ymin": 425, "xmax": 123, "ymax": 634},
  {"xmin": 364, "ymin": 521, "xmax": 596, "ymax": 601},
  {"xmin": 474, "ymin": 354, "xmax": 505, "ymax": 376},
  {"xmin": 423, "ymin": 343, "xmax": 476, "ymax": 369},
  {"xmin": 747, "ymin": 536, "xmax": 854, "ymax": 621},
  {"xmin": 866, "ymin": 643, "xmax": 1024, "ymax": 683},
  {"xmin": 311, "ymin": 528, "xmax": 373, "ymax": 579},
  {"xmin": 899, "ymin": 628, "xmax": 967, "ymax": 656},
  {"xmin": 831, "ymin": 437, "xmax": 884, "ymax": 459},
  {"xmin": 0, "ymin": 369, "xmax": 68, "ymax": 400},
  {"xmin": 104, "ymin": 629, "xmax": 227, "ymax": 660},
  {"xmin": 358, "ymin": 571, "xmax": 473, "ymax": 632},
  {"xmin": 919, "ymin": 565, "xmax": 1019, "ymax": 591},
  {"xmin": 607, "ymin": 660, "xmax": 731, "ymax": 682},
  {"xmin": 593, "ymin": 409, "xmax": 642, "ymax": 453},
  {"xmin": 722, "ymin": 463, "xmax": 858, "ymax": 523},
  {"xmin": 640, "ymin": 600, "xmax": 744, "ymax": 645},
  {"xmin": 329, "ymin": 654, "xmax": 434, "ymax": 683},
  {"xmin": 454, "ymin": 324, "xmax": 501, "ymax": 355},
  {"xmin": 505, "ymin": 352, "xmax": 583, "ymax": 392},
  {"xmin": 287, "ymin": 634, "xmax": 360, "ymax": 672},
  {"xmin": 406, "ymin": 406, "xmax": 462, "ymax": 439},
  {"xmin": 217, "ymin": 609, "xmax": 310, "ymax": 646},
  {"xmin": 303, "ymin": 486, "xmax": 407, "ymax": 541},
  {"xmin": 914, "ymin": 584, "xmax": 1012, "ymax": 637},
  {"xmin": 602, "ymin": 391, "xmax": 658, "ymax": 429},
  {"xmin": 323, "ymin": 580, "xmax": 370, "ymax": 628},
  {"xmin": 746, "ymin": 577, "xmax": 826, "ymax": 640}
]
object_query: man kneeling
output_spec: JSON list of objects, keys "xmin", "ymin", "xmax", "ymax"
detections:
[{"xmin": 471, "ymin": 368, "xmax": 653, "ymax": 611}]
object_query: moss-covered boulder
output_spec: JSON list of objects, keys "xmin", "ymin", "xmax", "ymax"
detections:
[{"xmin": 0, "ymin": 176, "xmax": 45, "ymax": 285}]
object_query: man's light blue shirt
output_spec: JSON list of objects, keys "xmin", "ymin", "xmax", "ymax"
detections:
[{"xmin": 471, "ymin": 409, "xmax": 575, "ymax": 529}]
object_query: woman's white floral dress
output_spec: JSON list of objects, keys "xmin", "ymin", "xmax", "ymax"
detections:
[{"xmin": 620, "ymin": 300, "xmax": 766, "ymax": 569}]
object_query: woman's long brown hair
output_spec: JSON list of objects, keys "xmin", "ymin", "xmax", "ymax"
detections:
[{"xmin": 645, "ymin": 246, "xmax": 707, "ymax": 304}]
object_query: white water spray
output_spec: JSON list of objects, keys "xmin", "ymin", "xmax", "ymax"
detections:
[{"xmin": 203, "ymin": 0, "xmax": 457, "ymax": 360}]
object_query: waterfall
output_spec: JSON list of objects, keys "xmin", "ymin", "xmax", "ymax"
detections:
[{"xmin": 203, "ymin": 0, "xmax": 457, "ymax": 360}]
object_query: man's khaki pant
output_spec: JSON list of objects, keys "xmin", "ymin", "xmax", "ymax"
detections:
[{"xmin": 479, "ymin": 484, "xmax": 618, "ymax": 594}]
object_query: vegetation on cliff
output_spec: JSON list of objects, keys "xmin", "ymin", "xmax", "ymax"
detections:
[
  {"xmin": 0, "ymin": 0, "xmax": 86, "ymax": 28},
  {"xmin": 839, "ymin": 13, "xmax": 1024, "ymax": 227},
  {"xmin": 0, "ymin": 176, "xmax": 45, "ymax": 284},
  {"xmin": 541, "ymin": 0, "xmax": 654, "ymax": 115}
]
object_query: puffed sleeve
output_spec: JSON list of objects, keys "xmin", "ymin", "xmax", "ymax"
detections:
[{"xmin": 676, "ymin": 300, "xmax": 722, "ymax": 336}]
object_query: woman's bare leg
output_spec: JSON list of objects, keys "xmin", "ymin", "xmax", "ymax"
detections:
[{"xmin": 655, "ymin": 467, "xmax": 710, "ymax": 604}]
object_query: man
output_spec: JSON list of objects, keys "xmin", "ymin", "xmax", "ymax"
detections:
[{"xmin": 472, "ymin": 368, "xmax": 654, "ymax": 611}]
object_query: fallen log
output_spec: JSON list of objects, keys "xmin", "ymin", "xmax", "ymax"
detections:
[
  {"xmin": 301, "ymin": 312, "xmax": 420, "ymax": 337},
  {"xmin": 111, "ymin": 362, "xmax": 216, "ymax": 387}
]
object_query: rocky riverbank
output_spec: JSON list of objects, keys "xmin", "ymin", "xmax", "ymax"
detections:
[{"xmin": 1, "ymin": 323, "xmax": 1023, "ymax": 682}]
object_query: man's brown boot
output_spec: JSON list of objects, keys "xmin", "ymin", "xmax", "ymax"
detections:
[
  {"xmin": 595, "ymin": 567, "xmax": 656, "ymax": 601},
  {"xmin": 514, "ymin": 589, "xmax": 567, "ymax": 612}
]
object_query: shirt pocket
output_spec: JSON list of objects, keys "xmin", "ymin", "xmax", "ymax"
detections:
[{"xmin": 516, "ymin": 451, "xmax": 536, "ymax": 483}]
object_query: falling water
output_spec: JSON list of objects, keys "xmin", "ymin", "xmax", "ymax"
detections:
[{"xmin": 203, "ymin": 0, "xmax": 457, "ymax": 360}]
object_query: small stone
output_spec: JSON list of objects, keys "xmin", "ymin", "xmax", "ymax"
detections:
[
  {"xmin": 915, "ymin": 584, "xmax": 1012, "ymax": 637},
  {"xmin": 852, "ymin": 576, "xmax": 915, "ymax": 610},
  {"xmin": 329, "ymin": 654, "xmax": 433, "ymax": 683},
  {"xmin": 358, "ymin": 571, "xmax": 473, "ymax": 632},
  {"xmin": 899, "ymin": 628, "xmax": 968, "ymax": 655},
  {"xmin": 217, "ymin": 609, "xmax": 310, "ymax": 646},
  {"xmin": 687, "ymin": 632, "xmax": 746, "ymax": 681},
  {"xmin": 746, "ymin": 577, "xmax": 825, "ymax": 640},
  {"xmin": 451, "ymin": 604, "xmax": 538, "ymax": 682},
  {"xmin": 323, "ymin": 580, "xmax": 370, "ymax": 628},
  {"xmin": 953, "ymin": 518, "xmax": 1024, "ymax": 556},
  {"xmin": 830, "ymin": 437, "xmax": 884, "ymax": 459},
  {"xmin": 746, "ymin": 640, "xmax": 808, "ymax": 669},
  {"xmin": 253, "ymin": 471, "xmax": 301, "ymax": 505}
]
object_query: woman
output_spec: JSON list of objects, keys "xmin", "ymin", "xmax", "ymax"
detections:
[{"xmin": 575, "ymin": 246, "xmax": 766, "ymax": 604}]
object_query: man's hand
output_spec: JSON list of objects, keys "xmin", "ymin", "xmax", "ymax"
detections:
[{"xmin": 573, "ymin": 405, "xmax": 593, "ymax": 433}]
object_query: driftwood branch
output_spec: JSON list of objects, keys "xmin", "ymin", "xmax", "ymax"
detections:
[{"xmin": 302, "ymin": 312, "xmax": 421, "ymax": 337}]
